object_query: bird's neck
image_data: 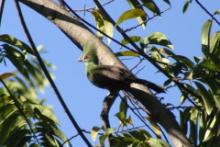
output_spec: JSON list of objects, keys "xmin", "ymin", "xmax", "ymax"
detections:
[{"xmin": 85, "ymin": 61, "xmax": 98, "ymax": 72}]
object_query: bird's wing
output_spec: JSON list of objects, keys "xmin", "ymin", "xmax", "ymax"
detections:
[{"xmin": 92, "ymin": 65, "xmax": 132, "ymax": 81}]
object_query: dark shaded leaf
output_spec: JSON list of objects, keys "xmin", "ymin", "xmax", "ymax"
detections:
[
  {"xmin": 182, "ymin": 0, "xmax": 192, "ymax": 13},
  {"xmin": 141, "ymin": 0, "xmax": 160, "ymax": 15}
]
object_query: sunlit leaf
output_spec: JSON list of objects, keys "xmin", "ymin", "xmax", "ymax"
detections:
[
  {"xmin": 201, "ymin": 20, "xmax": 212, "ymax": 56},
  {"xmin": 91, "ymin": 126, "xmax": 100, "ymax": 141},
  {"xmin": 91, "ymin": 9, "xmax": 113, "ymax": 44},
  {"xmin": 210, "ymin": 32, "xmax": 220, "ymax": 59},
  {"xmin": 214, "ymin": 10, "xmax": 220, "ymax": 15},
  {"xmin": 145, "ymin": 32, "xmax": 173, "ymax": 49},
  {"xmin": 115, "ymin": 50, "xmax": 139, "ymax": 57},
  {"xmin": 202, "ymin": 115, "xmax": 217, "ymax": 142},
  {"xmin": 147, "ymin": 138, "xmax": 170, "ymax": 147},
  {"xmin": 127, "ymin": 0, "xmax": 147, "ymax": 28},
  {"xmin": 116, "ymin": 9, "xmax": 146, "ymax": 25}
]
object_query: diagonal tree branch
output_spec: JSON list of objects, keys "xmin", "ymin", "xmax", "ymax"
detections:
[
  {"xmin": 18, "ymin": 0, "xmax": 193, "ymax": 146},
  {"xmin": 15, "ymin": 1, "xmax": 92, "ymax": 146}
]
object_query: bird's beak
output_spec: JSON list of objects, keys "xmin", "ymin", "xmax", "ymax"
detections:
[{"xmin": 78, "ymin": 55, "xmax": 84, "ymax": 62}]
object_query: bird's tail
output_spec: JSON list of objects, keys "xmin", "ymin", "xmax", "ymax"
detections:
[{"xmin": 130, "ymin": 78, "xmax": 165, "ymax": 93}]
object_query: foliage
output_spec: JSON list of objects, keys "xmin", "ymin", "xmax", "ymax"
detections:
[
  {"xmin": 90, "ymin": 1, "xmax": 220, "ymax": 146},
  {"xmin": 1, "ymin": 0, "xmax": 219, "ymax": 147},
  {"xmin": 0, "ymin": 35, "xmax": 68, "ymax": 146}
]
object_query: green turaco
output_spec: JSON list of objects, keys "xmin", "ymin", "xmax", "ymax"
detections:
[{"xmin": 79, "ymin": 46, "xmax": 164, "ymax": 93}]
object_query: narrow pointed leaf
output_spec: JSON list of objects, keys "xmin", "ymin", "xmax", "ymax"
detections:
[
  {"xmin": 116, "ymin": 9, "xmax": 146, "ymax": 25},
  {"xmin": 194, "ymin": 81, "xmax": 214, "ymax": 115},
  {"xmin": 145, "ymin": 32, "xmax": 173, "ymax": 49},
  {"xmin": 214, "ymin": 10, "xmax": 220, "ymax": 15},
  {"xmin": 201, "ymin": 20, "xmax": 212, "ymax": 56},
  {"xmin": 115, "ymin": 50, "xmax": 139, "ymax": 57},
  {"xmin": 182, "ymin": 0, "xmax": 192, "ymax": 13},
  {"xmin": 141, "ymin": 0, "xmax": 160, "ymax": 15},
  {"xmin": 0, "ymin": 72, "xmax": 16, "ymax": 80},
  {"xmin": 0, "ymin": 34, "xmax": 34, "ymax": 55},
  {"xmin": 91, "ymin": 126, "xmax": 100, "ymax": 141},
  {"xmin": 127, "ymin": 0, "xmax": 147, "ymax": 28},
  {"xmin": 91, "ymin": 9, "xmax": 113, "ymax": 44},
  {"xmin": 121, "ymin": 36, "xmax": 141, "ymax": 45}
]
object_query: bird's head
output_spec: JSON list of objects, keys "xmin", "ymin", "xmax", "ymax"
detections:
[{"xmin": 79, "ymin": 44, "xmax": 99, "ymax": 64}]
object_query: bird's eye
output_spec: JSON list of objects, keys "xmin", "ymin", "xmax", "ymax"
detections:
[{"xmin": 84, "ymin": 55, "xmax": 90, "ymax": 60}]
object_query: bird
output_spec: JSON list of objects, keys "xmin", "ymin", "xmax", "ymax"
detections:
[{"xmin": 79, "ymin": 46, "xmax": 165, "ymax": 93}]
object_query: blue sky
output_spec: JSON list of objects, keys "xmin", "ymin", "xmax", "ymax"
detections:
[{"xmin": 1, "ymin": 0, "xmax": 219, "ymax": 146}]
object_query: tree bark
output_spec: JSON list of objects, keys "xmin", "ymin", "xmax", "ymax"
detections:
[{"xmin": 19, "ymin": 0, "xmax": 193, "ymax": 146}]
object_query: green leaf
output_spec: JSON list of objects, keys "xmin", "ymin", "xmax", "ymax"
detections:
[
  {"xmin": 214, "ymin": 10, "xmax": 220, "ymax": 15},
  {"xmin": 121, "ymin": 36, "xmax": 141, "ymax": 45},
  {"xmin": 0, "ymin": 34, "xmax": 34, "ymax": 55},
  {"xmin": 180, "ymin": 109, "xmax": 190, "ymax": 135},
  {"xmin": 173, "ymin": 55, "xmax": 194, "ymax": 68},
  {"xmin": 213, "ymin": 95, "xmax": 220, "ymax": 110},
  {"xmin": 116, "ymin": 9, "xmax": 146, "ymax": 25},
  {"xmin": 91, "ymin": 9, "xmax": 113, "ymax": 44},
  {"xmin": 91, "ymin": 127, "xmax": 100, "ymax": 141},
  {"xmin": 0, "ymin": 0, "xmax": 6, "ymax": 26},
  {"xmin": 115, "ymin": 50, "xmax": 139, "ymax": 57},
  {"xmin": 0, "ymin": 72, "xmax": 16, "ymax": 80},
  {"xmin": 201, "ymin": 20, "xmax": 212, "ymax": 56},
  {"xmin": 162, "ymin": 0, "xmax": 171, "ymax": 5},
  {"xmin": 182, "ymin": 0, "xmax": 192, "ymax": 13},
  {"xmin": 127, "ymin": 0, "xmax": 147, "ymax": 28},
  {"xmin": 210, "ymin": 32, "xmax": 220, "ymax": 59},
  {"xmin": 189, "ymin": 120, "xmax": 198, "ymax": 144},
  {"xmin": 140, "ymin": 0, "xmax": 160, "ymax": 15},
  {"xmin": 200, "ymin": 59, "xmax": 219, "ymax": 72},
  {"xmin": 145, "ymin": 32, "xmax": 173, "ymax": 49},
  {"xmin": 147, "ymin": 138, "xmax": 170, "ymax": 147},
  {"xmin": 99, "ymin": 128, "xmax": 114, "ymax": 145},
  {"xmin": 202, "ymin": 115, "xmax": 217, "ymax": 142},
  {"xmin": 194, "ymin": 81, "xmax": 214, "ymax": 115}
]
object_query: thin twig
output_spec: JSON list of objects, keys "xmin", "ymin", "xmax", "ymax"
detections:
[
  {"xmin": 130, "ymin": 57, "xmax": 144, "ymax": 72},
  {"xmin": 15, "ymin": 1, "xmax": 92, "ymax": 146},
  {"xmin": 71, "ymin": 0, "xmax": 114, "ymax": 12},
  {"xmin": 0, "ymin": 79, "xmax": 41, "ymax": 145},
  {"xmin": 195, "ymin": 0, "xmax": 220, "ymax": 26}
]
